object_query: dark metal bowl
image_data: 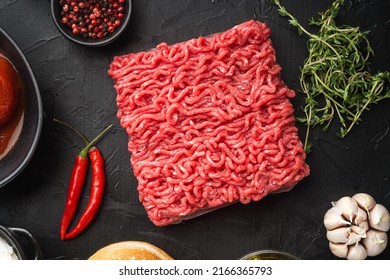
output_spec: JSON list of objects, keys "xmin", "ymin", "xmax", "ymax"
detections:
[
  {"xmin": 50, "ymin": 0, "xmax": 132, "ymax": 47},
  {"xmin": 0, "ymin": 28, "xmax": 43, "ymax": 188}
]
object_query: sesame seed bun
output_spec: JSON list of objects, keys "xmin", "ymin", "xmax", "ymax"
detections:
[{"xmin": 88, "ymin": 241, "xmax": 173, "ymax": 260}]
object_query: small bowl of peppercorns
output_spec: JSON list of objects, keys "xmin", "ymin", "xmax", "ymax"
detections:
[{"xmin": 51, "ymin": 0, "xmax": 132, "ymax": 47}]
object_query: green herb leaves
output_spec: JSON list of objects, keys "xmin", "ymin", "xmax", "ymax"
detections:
[{"xmin": 271, "ymin": 0, "xmax": 390, "ymax": 152}]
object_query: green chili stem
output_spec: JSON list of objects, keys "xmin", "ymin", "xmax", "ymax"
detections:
[
  {"xmin": 54, "ymin": 118, "xmax": 89, "ymax": 145},
  {"xmin": 79, "ymin": 125, "xmax": 114, "ymax": 158}
]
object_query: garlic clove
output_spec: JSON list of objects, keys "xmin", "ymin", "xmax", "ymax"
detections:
[
  {"xmin": 354, "ymin": 206, "xmax": 368, "ymax": 226},
  {"xmin": 324, "ymin": 207, "xmax": 351, "ymax": 230},
  {"xmin": 345, "ymin": 232, "xmax": 362, "ymax": 246},
  {"xmin": 346, "ymin": 243, "xmax": 368, "ymax": 260},
  {"xmin": 362, "ymin": 229, "xmax": 388, "ymax": 257},
  {"xmin": 352, "ymin": 193, "xmax": 376, "ymax": 212},
  {"xmin": 351, "ymin": 225, "xmax": 367, "ymax": 237},
  {"xmin": 326, "ymin": 227, "xmax": 351, "ymax": 244},
  {"xmin": 358, "ymin": 221, "xmax": 369, "ymax": 232},
  {"xmin": 335, "ymin": 196, "xmax": 359, "ymax": 223},
  {"xmin": 329, "ymin": 242, "xmax": 348, "ymax": 258},
  {"xmin": 369, "ymin": 204, "xmax": 390, "ymax": 232}
]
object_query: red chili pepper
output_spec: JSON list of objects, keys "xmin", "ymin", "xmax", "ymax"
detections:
[
  {"xmin": 59, "ymin": 153, "xmax": 88, "ymax": 240},
  {"xmin": 57, "ymin": 121, "xmax": 113, "ymax": 240},
  {"xmin": 64, "ymin": 147, "xmax": 105, "ymax": 240}
]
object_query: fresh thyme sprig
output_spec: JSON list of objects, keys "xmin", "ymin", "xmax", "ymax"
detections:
[{"xmin": 270, "ymin": 0, "xmax": 390, "ymax": 152}]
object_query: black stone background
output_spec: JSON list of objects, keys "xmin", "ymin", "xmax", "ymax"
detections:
[{"xmin": 0, "ymin": 0, "xmax": 389, "ymax": 260}]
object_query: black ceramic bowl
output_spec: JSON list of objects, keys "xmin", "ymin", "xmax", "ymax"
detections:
[
  {"xmin": 0, "ymin": 225, "xmax": 42, "ymax": 260},
  {"xmin": 0, "ymin": 28, "xmax": 42, "ymax": 188},
  {"xmin": 50, "ymin": 0, "xmax": 132, "ymax": 47},
  {"xmin": 239, "ymin": 250, "xmax": 299, "ymax": 260}
]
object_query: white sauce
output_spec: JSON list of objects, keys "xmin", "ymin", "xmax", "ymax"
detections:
[{"xmin": 0, "ymin": 236, "xmax": 18, "ymax": 260}]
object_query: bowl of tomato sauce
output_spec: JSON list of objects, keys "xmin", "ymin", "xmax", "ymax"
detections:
[{"xmin": 0, "ymin": 27, "xmax": 42, "ymax": 188}]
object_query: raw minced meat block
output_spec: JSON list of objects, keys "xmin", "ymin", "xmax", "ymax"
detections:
[{"xmin": 108, "ymin": 20, "xmax": 310, "ymax": 226}]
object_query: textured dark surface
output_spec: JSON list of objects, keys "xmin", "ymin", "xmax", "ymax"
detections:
[{"xmin": 0, "ymin": 0, "xmax": 389, "ymax": 260}]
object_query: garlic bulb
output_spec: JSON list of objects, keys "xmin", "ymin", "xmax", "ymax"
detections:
[{"xmin": 324, "ymin": 193, "xmax": 389, "ymax": 260}]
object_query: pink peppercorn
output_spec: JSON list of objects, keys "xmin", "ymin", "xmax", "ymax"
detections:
[
  {"xmin": 63, "ymin": 4, "xmax": 69, "ymax": 12},
  {"xmin": 59, "ymin": 0, "xmax": 126, "ymax": 40},
  {"xmin": 72, "ymin": 27, "xmax": 80, "ymax": 35}
]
